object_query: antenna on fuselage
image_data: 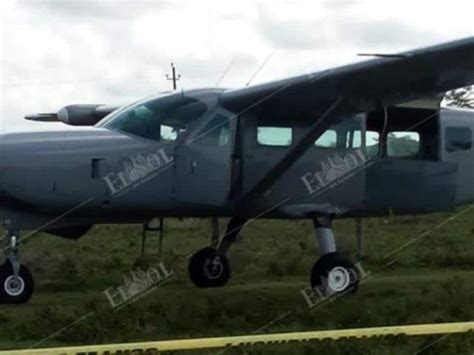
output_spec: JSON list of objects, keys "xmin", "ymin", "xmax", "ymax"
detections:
[{"xmin": 245, "ymin": 53, "xmax": 274, "ymax": 86}]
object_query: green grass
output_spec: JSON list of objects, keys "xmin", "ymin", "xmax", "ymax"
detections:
[{"xmin": 1, "ymin": 208, "xmax": 474, "ymax": 354}]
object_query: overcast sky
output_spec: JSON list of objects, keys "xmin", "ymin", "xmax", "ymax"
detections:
[{"xmin": 1, "ymin": 0, "xmax": 473, "ymax": 132}]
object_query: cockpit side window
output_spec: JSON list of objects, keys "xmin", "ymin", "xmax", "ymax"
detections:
[
  {"xmin": 192, "ymin": 114, "xmax": 232, "ymax": 146},
  {"xmin": 100, "ymin": 93, "xmax": 207, "ymax": 142}
]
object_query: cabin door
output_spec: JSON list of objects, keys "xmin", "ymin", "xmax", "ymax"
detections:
[{"xmin": 174, "ymin": 111, "xmax": 237, "ymax": 206}]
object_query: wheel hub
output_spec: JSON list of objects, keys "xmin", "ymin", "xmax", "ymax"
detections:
[
  {"xmin": 203, "ymin": 257, "xmax": 223, "ymax": 279},
  {"xmin": 327, "ymin": 266, "xmax": 351, "ymax": 292},
  {"xmin": 4, "ymin": 275, "xmax": 25, "ymax": 297}
]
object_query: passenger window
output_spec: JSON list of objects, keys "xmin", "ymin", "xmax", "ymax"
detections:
[
  {"xmin": 366, "ymin": 131, "xmax": 380, "ymax": 157},
  {"xmin": 445, "ymin": 127, "xmax": 472, "ymax": 152},
  {"xmin": 257, "ymin": 126, "xmax": 292, "ymax": 146},
  {"xmin": 387, "ymin": 131, "xmax": 420, "ymax": 158},
  {"xmin": 315, "ymin": 130, "xmax": 337, "ymax": 148},
  {"xmin": 346, "ymin": 130, "xmax": 380, "ymax": 156},
  {"xmin": 346, "ymin": 130, "xmax": 361, "ymax": 148}
]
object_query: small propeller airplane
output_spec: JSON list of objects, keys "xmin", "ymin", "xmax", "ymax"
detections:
[{"xmin": 1, "ymin": 37, "xmax": 474, "ymax": 303}]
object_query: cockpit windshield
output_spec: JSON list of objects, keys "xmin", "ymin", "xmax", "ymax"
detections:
[{"xmin": 97, "ymin": 92, "xmax": 208, "ymax": 142}]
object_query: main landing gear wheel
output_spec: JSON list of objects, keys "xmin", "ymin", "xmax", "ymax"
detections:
[
  {"xmin": 188, "ymin": 247, "xmax": 231, "ymax": 288},
  {"xmin": 0, "ymin": 261, "xmax": 34, "ymax": 304},
  {"xmin": 310, "ymin": 252, "xmax": 359, "ymax": 297}
]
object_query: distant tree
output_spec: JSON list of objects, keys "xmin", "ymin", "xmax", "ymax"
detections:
[{"xmin": 443, "ymin": 85, "xmax": 474, "ymax": 109}]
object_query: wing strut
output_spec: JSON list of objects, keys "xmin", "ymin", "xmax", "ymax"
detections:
[{"xmin": 241, "ymin": 97, "xmax": 346, "ymax": 201}]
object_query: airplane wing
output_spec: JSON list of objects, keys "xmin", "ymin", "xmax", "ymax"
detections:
[
  {"xmin": 220, "ymin": 37, "xmax": 474, "ymax": 118},
  {"xmin": 219, "ymin": 37, "xmax": 474, "ymax": 199}
]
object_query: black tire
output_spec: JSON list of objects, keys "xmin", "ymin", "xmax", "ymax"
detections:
[
  {"xmin": 310, "ymin": 252, "xmax": 359, "ymax": 296},
  {"xmin": 0, "ymin": 261, "xmax": 34, "ymax": 304},
  {"xmin": 188, "ymin": 247, "xmax": 231, "ymax": 288}
]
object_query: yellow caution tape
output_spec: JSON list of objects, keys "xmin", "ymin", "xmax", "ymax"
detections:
[{"xmin": 2, "ymin": 321, "xmax": 474, "ymax": 354}]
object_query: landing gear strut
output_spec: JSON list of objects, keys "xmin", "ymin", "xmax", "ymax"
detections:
[
  {"xmin": 310, "ymin": 216, "xmax": 359, "ymax": 296},
  {"xmin": 188, "ymin": 217, "xmax": 246, "ymax": 288},
  {"xmin": 0, "ymin": 231, "xmax": 34, "ymax": 303}
]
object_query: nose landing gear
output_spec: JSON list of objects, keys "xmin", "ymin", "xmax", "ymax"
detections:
[{"xmin": 0, "ymin": 231, "xmax": 34, "ymax": 303}]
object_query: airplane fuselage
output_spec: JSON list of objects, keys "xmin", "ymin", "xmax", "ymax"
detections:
[{"xmin": 0, "ymin": 89, "xmax": 473, "ymax": 235}]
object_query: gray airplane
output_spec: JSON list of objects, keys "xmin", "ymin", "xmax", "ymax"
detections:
[{"xmin": 1, "ymin": 37, "xmax": 474, "ymax": 304}]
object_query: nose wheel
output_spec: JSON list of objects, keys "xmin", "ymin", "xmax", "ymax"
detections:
[
  {"xmin": 311, "ymin": 252, "xmax": 359, "ymax": 296},
  {"xmin": 0, "ymin": 261, "xmax": 34, "ymax": 304},
  {"xmin": 188, "ymin": 247, "xmax": 231, "ymax": 288},
  {"xmin": 1, "ymin": 230, "xmax": 34, "ymax": 304}
]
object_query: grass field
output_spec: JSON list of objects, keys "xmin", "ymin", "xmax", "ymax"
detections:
[{"xmin": 1, "ymin": 207, "xmax": 474, "ymax": 354}]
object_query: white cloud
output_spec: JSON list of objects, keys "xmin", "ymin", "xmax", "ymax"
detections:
[{"xmin": 1, "ymin": 0, "xmax": 473, "ymax": 132}]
